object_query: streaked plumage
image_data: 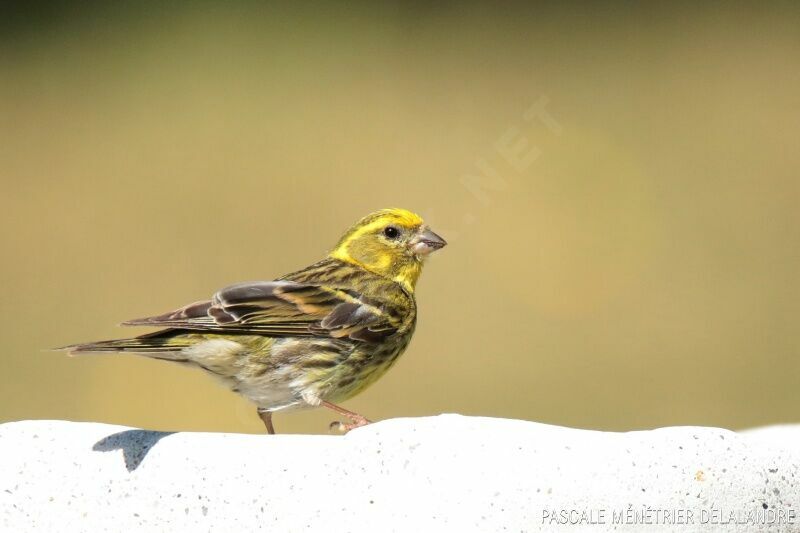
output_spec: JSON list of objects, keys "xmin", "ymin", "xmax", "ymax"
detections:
[{"xmin": 59, "ymin": 208, "xmax": 446, "ymax": 433}]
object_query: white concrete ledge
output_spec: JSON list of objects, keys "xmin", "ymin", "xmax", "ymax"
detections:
[{"xmin": 1, "ymin": 416, "xmax": 798, "ymax": 532}]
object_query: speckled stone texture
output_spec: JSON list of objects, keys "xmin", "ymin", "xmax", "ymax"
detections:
[{"xmin": 1, "ymin": 416, "xmax": 798, "ymax": 532}]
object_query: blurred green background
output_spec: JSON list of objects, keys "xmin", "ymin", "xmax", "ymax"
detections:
[{"xmin": 2, "ymin": 2, "xmax": 799, "ymax": 434}]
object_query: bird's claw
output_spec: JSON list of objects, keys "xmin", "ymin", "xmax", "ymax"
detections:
[
  {"xmin": 329, "ymin": 420, "xmax": 347, "ymax": 433},
  {"xmin": 328, "ymin": 416, "xmax": 371, "ymax": 434}
]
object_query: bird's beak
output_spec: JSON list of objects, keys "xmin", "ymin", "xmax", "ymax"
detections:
[{"xmin": 409, "ymin": 226, "xmax": 447, "ymax": 257}]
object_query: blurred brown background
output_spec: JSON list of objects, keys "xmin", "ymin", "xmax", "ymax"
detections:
[{"xmin": 1, "ymin": 2, "xmax": 799, "ymax": 434}]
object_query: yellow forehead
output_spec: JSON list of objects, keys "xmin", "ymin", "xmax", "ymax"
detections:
[{"xmin": 354, "ymin": 208, "xmax": 424, "ymax": 231}]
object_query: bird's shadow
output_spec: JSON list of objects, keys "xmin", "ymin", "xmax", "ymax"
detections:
[{"xmin": 92, "ymin": 429, "xmax": 175, "ymax": 472}]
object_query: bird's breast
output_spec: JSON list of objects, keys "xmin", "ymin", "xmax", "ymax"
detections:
[{"xmin": 320, "ymin": 324, "xmax": 416, "ymax": 403}]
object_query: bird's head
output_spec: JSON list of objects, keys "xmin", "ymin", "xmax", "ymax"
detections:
[{"xmin": 330, "ymin": 208, "xmax": 447, "ymax": 291}]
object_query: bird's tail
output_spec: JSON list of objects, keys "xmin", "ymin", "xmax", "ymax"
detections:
[{"xmin": 56, "ymin": 331, "xmax": 190, "ymax": 361}]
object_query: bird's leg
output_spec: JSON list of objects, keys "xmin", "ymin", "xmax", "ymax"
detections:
[
  {"xmin": 321, "ymin": 401, "xmax": 372, "ymax": 433},
  {"xmin": 257, "ymin": 408, "xmax": 276, "ymax": 435}
]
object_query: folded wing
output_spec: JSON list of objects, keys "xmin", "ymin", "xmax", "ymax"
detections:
[{"xmin": 122, "ymin": 281, "xmax": 400, "ymax": 343}]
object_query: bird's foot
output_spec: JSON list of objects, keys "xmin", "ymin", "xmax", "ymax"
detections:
[
  {"xmin": 320, "ymin": 400, "xmax": 371, "ymax": 434},
  {"xmin": 328, "ymin": 414, "xmax": 371, "ymax": 434}
]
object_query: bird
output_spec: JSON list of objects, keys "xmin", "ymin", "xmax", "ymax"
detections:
[{"xmin": 59, "ymin": 208, "xmax": 446, "ymax": 434}]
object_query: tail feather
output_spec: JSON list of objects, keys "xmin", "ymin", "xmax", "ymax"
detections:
[{"xmin": 56, "ymin": 334, "xmax": 190, "ymax": 360}]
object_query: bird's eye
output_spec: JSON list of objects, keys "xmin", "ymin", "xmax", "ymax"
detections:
[{"xmin": 383, "ymin": 226, "xmax": 400, "ymax": 239}]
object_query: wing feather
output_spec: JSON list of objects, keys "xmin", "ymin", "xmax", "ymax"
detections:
[{"xmin": 122, "ymin": 280, "xmax": 399, "ymax": 343}]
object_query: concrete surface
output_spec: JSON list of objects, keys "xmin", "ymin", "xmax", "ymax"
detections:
[{"xmin": 1, "ymin": 415, "xmax": 798, "ymax": 532}]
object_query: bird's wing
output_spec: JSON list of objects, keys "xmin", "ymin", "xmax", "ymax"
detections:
[{"xmin": 122, "ymin": 281, "xmax": 400, "ymax": 343}]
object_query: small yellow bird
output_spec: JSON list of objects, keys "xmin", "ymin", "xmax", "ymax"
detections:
[{"xmin": 60, "ymin": 208, "xmax": 446, "ymax": 434}]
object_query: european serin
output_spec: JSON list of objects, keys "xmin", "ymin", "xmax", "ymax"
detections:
[{"xmin": 60, "ymin": 208, "xmax": 446, "ymax": 434}]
